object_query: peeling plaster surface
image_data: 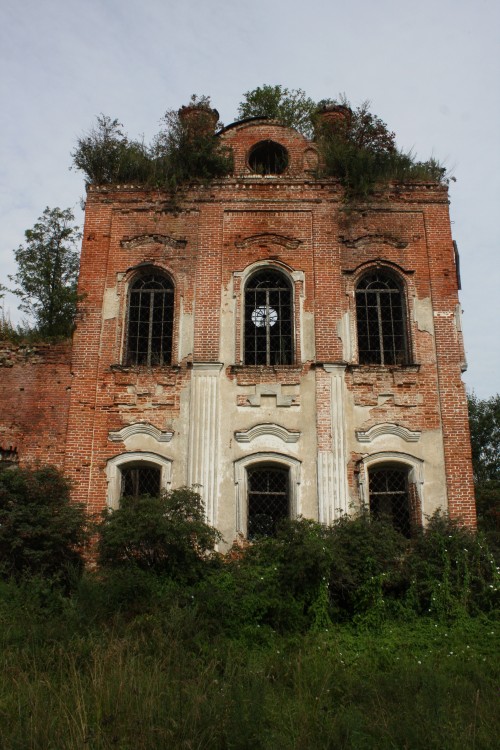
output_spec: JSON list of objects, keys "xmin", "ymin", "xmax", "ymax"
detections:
[{"xmin": 413, "ymin": 297, "xmax": 434, "ymax": 334}]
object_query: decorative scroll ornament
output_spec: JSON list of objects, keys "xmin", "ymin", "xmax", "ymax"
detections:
[
  {"xmin": 121, "ymin": 234, "xmax": 187, "ymax": 250},
  {"xmin": 235, "ymin": 233, "xmax": 301, "ymax": 250},
  {"xmin": 339, "ymin": 233, "xmax": 408, "ymax": 249},
  {"xmin": 109, "ymin": 423, "xmax": 174, "ymax": 443},
  {"xmin": 234, "ymin": 423, "xmax": 300, "ymax": 443},
  {"xmin": 356, "ymin": 423, "xmax": 421, "ymax": 443}
]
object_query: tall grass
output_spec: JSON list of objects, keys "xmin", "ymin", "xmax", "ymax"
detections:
[{"xmin": 0, "ymin": 586, "xmax": 498, "ymax": 749}]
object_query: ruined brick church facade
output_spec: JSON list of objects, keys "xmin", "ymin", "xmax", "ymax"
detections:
[{"xmin": 0, "ymin": 106, "xmax": 476, "ymax": 541}]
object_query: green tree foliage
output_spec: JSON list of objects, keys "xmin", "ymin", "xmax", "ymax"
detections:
[
  {"xmin": 468, "ymin": 393, "xmax": 500, "ymax": 482},
  {"xmin": 316, "ymin": 98, "xmax": 445, "ymax": 198},
  {"xmin": 71, "ymin": 97, "xmax": 233, "ymax": 189},
  {"xmin": 237, "ymin": 84, "xmax": 317, "ymax": 137},
  {"xmin": 98, "ymin": 487, "xmax": 221, "ymax": 582},
  {"xmin": 71, "ymin": 115, "xmax": 151, "ymax": 186},
  {"xmin": 318, "ymin": 97, "xmax": 397, "ymax": 154},
  {"xmin": 71, "ymin": 90, "xmax": 444, "ymax": 197},
  {"xmin": 152, "ymin": 96, "xmax": 233, "ymax": 188},
  {"xmin": 0, "ymin": 466, "xmax": 87, "ymax": 584},
  {"xmin": 8, "ymin": 207, "xmax": 81, "ymax": 337},
  {"xmin": 468, "ymin": 392, "xmax": 500, "ymax": 546}
]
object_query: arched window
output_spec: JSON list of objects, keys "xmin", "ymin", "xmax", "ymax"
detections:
[
  {"xmin": 247, "ymin": 465, "xmax": 289, "ymax": 538},
  {"xmin": 249, "ymin": 141, "xmax": 289, "ymax": 175},
  {"xmin": 368, "ymin": 465, "xmax": 412, "ymax": 537},
  {"xmin": 106, "ymin": 452, "xmax": 172, "ymax": 510},
  {"xmin": 355, "ymin": 271, "xmax": 408, "ymax": 365},
  {"xmin": 244, "ymin": 269, "xmax": 293, "ymax": 365},
  {"xmin": 126, "ymin": 271, "xmax": 174, "ymax": 366}
]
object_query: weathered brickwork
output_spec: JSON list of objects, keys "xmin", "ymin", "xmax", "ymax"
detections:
[
  {"xmin": 0, "ymin": 342, "xmax": 72, "ymax": 469},
  {"xmin": 1, "ymin": 115, "xmax": 476, "ymax": 538}
]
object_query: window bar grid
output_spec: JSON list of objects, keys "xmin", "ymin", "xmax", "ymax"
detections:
[{"xmin": 356, "ymin": 274, "xmax": 407, "ymax": 365}]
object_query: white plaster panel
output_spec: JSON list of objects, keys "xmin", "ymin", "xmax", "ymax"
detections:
[
  {"xmin": 187, "ymin": 363, "xmax": 223, "ymax": 524},
  {"xmin": 413, "ymin": 297, "xmax": 435, "ymax": 334},
  {"xmin": 102, "ymin": 287, "xmax": 120, "ymax": 320}
]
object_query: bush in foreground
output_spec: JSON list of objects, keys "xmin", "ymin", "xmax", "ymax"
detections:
[
  {"xmin": 98, "ymin": 487, "xmax": 222, "ymax": 583},
  {"xmin": 0, "ymin": 465, "xmax": 87, "ymax": 586}
]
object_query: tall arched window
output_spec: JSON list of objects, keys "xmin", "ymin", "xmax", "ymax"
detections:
[
  {"xmin": 355, "ymin": 271, "xmax": 408, "ymax": 365},
  {"xmin": 368, "ymin": 465, "xmax": 411, "ymax": 537},
  {"xmin": 126, "ymin": 271, "xmax": 174, "ymax": 366},
  {"xmin": 247, "ymin": 465, "xmax": 289, "ymax": 538},
  {"xmin": 244, "ymin": 269, "xmax": 293, "ymax": 365}
]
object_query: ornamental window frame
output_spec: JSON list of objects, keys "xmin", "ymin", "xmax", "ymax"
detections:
[{"xmin": 105, "ymin": 452, "xmax": 172, "ymax": 510}]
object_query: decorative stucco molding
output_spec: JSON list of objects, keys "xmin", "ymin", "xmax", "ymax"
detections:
[
  {"xmin": 245, "ymin": 383, "xmax": 296, "ymax": 407},
  {"xmin": 121, "ymin": 234, "xmax": 187, "ymax": 250},
  {"xmin": 339, "ymin": 233, "xmax": 408, "ymax": 249},
  {"xmin": 234, "ymin": 423, "xmax": 300, "ymax": 443},
  {"xmin": 356, "ymin": 423, "xmax": 421, "ymax": 443},
  {"xmin": 235, "ymin": 233, "xmax": 301, "ymax": 250},
  {"xmin": 108, "ymin": 423, "xmax": 174, "ymax": 443}
]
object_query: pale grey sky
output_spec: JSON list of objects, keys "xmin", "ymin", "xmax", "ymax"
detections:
[{"xmin": 1, "ymin": 0, "xmax": 498, "ymax": 396}]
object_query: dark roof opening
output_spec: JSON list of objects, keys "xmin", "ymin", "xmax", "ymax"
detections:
[{"xmin": 249, "ymin": 140, "xmax": 288, "ymax": 175}]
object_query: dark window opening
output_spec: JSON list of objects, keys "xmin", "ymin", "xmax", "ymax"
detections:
[
  {"xmin": 126, "ymin": 272, "xmax": 174, "ymax": 366},
  {"xmin": 248, "ymin": 466, "xmax": 289, "ymax": 538},
  {"xmin": 244, "ymin": 270, "xmax": 293, "ymax": 365},
  {"xmin": 368, "ymin": 466, "xmax": 412, "ymax": 537},
  {"xmin": 249, "ymin": 141, "xmax": 289, "ymax": 175},
  {"xmin": 356, "ymin": 272, "xmax": 408, "ymax": 365},
  {"xmin": 121, "ymin": 465, "xmax": 161, "ymax": 498}
]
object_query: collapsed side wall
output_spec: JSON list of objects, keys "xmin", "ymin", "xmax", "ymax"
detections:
[{"xmin": 0, "ymin": 341, "xmax": 72, "ymax": 469}]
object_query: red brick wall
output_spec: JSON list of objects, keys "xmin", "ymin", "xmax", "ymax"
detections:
[
  {"xmin": 0, "ymin": 341, "xmax": 72, "ymax": 469},
  {"xmin": 27, "ymin": 121, "xmax": 475, "ymax": 528}
]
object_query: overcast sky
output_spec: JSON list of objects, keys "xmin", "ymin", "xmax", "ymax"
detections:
[{"xmin": 1, "ymin": 0, "xmax": 498, "ymax": 397}]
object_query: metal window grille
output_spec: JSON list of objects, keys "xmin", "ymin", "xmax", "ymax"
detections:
[
  {"xmin": 126, "ymin": 272, "xmax": 174, "ymax": 366},
  {"xmin": 368, "ymin": 466, "xmax": 411, "ymax": 537},
  {"xmin": 244, "ymin": 270, "xmax": 293, "ymax": 365},
  {"xmin": 356, "ymin": 272, "xmax": 407, "ymax": 365},
  {"xmin": 248, "ymin": 466, "xmax": 289, "ymax": 538},
  {"xmin": 121, "ymin": 465, "xmax": 161, "ymax": 498}
]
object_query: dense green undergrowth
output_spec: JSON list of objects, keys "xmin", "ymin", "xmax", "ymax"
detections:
[
  {"xmin": 1, "ymin": 471, "xmax": 498, "ymax": 747},
  {"xmin": 0, "ymin": 577, "xmax": 498, "ymax": 749}
]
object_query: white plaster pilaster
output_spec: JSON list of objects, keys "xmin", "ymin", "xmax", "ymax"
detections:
[
  {"xmin": 317, "ymin": 451, "xmax": 335, "ymax": 524},
  {"xmin": 187, "ymin": 363, "xmax": 223, "ymax": 524},
  {"xmin": 317, "ymin": 364, "xmax": 349, "ymax": 522}
]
